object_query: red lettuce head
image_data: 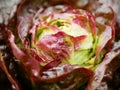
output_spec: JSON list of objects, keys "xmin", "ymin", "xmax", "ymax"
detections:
[{"xmin": 7, "ymin": 4, "xmax": 114, "ymax": 90}]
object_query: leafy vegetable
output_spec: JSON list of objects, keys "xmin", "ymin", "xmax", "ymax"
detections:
[{"xmin": 0, "ymin": 0, "xmax": 119, "ymax": 90}]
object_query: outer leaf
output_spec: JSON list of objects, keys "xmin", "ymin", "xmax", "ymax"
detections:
[
  {"xmin": 37, "ymin": 64, "xmax": 93, "ymax": 90},
  {"xmin": 0, "ymin": 51, "xmax": 21, "ymax": 90},
  {"xmin": 7, "ymin": 30, "xmax": 41, "ymax": 81},
  {"xmin": 86, "ymin": 45, "xmax": 120, "ymax": 90}
]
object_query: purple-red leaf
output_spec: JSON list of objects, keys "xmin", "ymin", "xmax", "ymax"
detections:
[
  {"xmin": 39, "ymin": 64, "xmax": 93, "ymax": 90},
  {"xmin": 0, "ymin": 52, "xmax": 21, "ymax": 90},
  {"xmin": 86, "ymin": 48, "xmax": 120, "ymax": 90},
  {"xmin": 7, "ymin": 30, "xmax": 41, "ymax": 80}
]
